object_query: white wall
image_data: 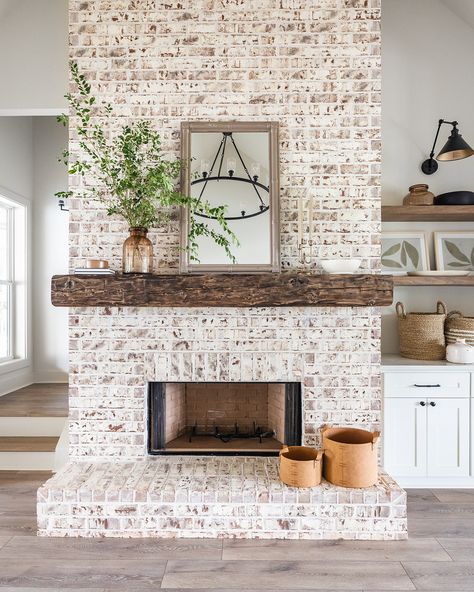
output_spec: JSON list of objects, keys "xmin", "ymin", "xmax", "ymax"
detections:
[
  {"xmin": 0, "ymin": 117, "xmax": 33, "ymax": 394},
  {"xmin": 0, "ymin": 117, "xmax": 33, "ymax": 198},
  {"xmin": 32, "ymin": 117, "xmax": 68, "ymax": 382},
  {"xmin": 381, "ymin": 0, "xmax": 474, "ymax": 353},
  {"xmin": 0, "ymin": 0, "xmax": 68, "ymax": 114}
]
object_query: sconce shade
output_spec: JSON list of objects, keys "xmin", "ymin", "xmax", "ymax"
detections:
[{"xmin": 437, "ymin": 127, "xmax": 474, "ymax": 161}]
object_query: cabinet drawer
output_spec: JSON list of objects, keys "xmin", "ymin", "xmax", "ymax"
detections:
[{"xmin": 384, "ymin": 372, "xmax": 470, "ymax": 398}]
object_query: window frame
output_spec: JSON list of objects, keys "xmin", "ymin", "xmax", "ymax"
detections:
[
  {"xmin": 0, "ymin": 201, "xmax": 15, "ymax": 362},
  {"xmin": 0, "ymin": 188, "xmax": 29, "ymax": 375}
]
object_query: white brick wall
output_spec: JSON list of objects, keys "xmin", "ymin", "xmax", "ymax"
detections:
[{"xmin": 67, "ymin": 0, "xmax": 382, "ymax": 461}]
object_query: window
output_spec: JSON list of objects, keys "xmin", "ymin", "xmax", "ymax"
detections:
[
  {"xmin": 0, "ymin": 203, "xmax": 13, "ymax": 360},
  {"xmin": 0, "ymin": 194, "xmax": 27, "ymax": 366}
]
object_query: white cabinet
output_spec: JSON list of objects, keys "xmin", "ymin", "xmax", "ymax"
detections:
[
  {"xmin": 426, "ymin": 398, "xmax": 470, "ymax": 477},
  {"xmin": 384, "ymin": 398, "xmax": 427, "ymax": 477},
  {"xmin": 383, "ymin": 366, "xmax": 472, "ymax": 486}
]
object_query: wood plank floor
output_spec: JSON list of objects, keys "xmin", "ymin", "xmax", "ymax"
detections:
[
  {"xmin": 1, "ymin": 472, "xmax": 474, "ymax": 590},
  {"xmin": 0, "ymin": 384, "xmax": 68, "ymax": 417}
]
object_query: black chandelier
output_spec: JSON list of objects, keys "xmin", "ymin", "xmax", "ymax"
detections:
[{"xmin": 192, "ymin": 132, "xmax": 269, "ymax": 220}]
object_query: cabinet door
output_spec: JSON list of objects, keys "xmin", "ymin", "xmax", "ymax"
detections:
[
  {"xmin": 427, "ymin": 398, "xmax": 470, "ymax": 477},
  {"xmin": 384, "ymin": 398, "xmax": 427, "ymax": 477}
]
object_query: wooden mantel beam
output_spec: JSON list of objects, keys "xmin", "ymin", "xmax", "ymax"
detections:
[{"xmin": 51, "ymin": 273, "xmax": 393, "ymax": 308}]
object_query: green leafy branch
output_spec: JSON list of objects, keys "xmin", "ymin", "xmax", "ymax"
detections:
[{"xmin": 56, "ymin": 61, "xmax": 238, "ymax": 262}]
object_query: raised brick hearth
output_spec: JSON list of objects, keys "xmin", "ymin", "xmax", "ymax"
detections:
[
  {"xmin": 37, "ymin": 0, "xmax": 407, "ymax": 540},
  {"xmin": 38, "ymin": 458, "xmax": 406, "ymax": 540}
]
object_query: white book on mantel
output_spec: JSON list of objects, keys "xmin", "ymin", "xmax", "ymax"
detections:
[{"xmin": 74, "ymin": 268, "xmax": 115, "ymax": 275}]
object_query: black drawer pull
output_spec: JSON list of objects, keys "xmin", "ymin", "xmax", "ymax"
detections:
[
  {"xmin": 414, "ymin": 384, "xmax": 441, "ymax": 388},
  {"xmin": 429, "ymin": 401, "xmax": 436, "ymax": 407},
  {"xmin": 419, "ymin": 401, "xmax": 426, "ymax": 406}
]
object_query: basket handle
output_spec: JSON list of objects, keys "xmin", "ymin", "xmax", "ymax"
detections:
[
  {"xmin": 437, "ymin": 301, "xmax": 448, "ymax": 315},
  {"xmin": 447, "ymin": 310, "xmax": 463, "ymax": 320},
  {"xmin": 313, "ymin": 450, "xmax": 323, "ymax": 468},
  {"xmin": 396, "ymin": 302, "xmax": 406, "ymax": 318},
  {"xmin": 279, "ymin": 446, "xmax": 289, "ymax": 457},
  {"xmin": 371, "ymin": 431, "xmax": 381, "ymax": 450}
]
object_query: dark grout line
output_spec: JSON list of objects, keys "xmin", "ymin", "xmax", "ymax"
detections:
[
  {"xmin": 399, "ymin": 561, "xmax": 418, "ymax": 591},
  {"xmin": 435, "ymin": 536, "xmax": 458, "ymax": 562}
]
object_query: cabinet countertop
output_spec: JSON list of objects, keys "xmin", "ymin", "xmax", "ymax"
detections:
[{"xmin": 382, "ymin": 354, "xmax": 474, "ymax": 372}]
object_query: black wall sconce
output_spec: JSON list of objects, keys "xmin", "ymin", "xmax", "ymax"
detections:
[{"xmin": 421, "ymin": 119, "xmax": 474, "ymax": 174}]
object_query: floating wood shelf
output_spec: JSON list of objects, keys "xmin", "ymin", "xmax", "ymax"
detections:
[
  {"xmin": 51, "ymin": 273, "xmax": 393, "ymax": 308},
  {"xmin": 393, "ymin": 275, "xmax": 474, "ymax": 286},
  {"xmin": 382, "ymin": 205, "xmax": 474, "ymax": 222}
]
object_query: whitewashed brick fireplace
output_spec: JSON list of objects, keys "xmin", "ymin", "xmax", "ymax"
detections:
[{"xmin": 38, "ymin": 0, "xmax": 407, "ymax": 539}]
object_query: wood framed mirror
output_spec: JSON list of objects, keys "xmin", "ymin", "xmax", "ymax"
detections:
[{"xmin": 179, "ymin": 121, "xmax": 280, "ymax": 273}]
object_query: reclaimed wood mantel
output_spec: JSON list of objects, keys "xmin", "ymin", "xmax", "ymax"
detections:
[{"xmin": 51, "ymin": 273, "xmax": 393, "ymax": 308}]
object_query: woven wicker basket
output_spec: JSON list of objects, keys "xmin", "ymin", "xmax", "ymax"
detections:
[
  {"xmin": 446, "ymin": 311, "xmax": 474, "ymax": 346},
  {"xmin": 396, "ymin": 301, "xmax": 447, "ymax": 360}
]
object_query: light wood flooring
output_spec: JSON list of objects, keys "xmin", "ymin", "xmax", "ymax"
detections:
[
  {"xmin": 0, "ymin": 472, "xmax": 473, "ymax": 590},
  {"xmin": 0, "ymin": 384, "xmax": 68, "ymax": 417}
]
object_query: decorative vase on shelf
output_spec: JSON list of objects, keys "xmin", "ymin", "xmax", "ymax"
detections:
[
  {"xmin": 446, "ymin": 338, "xmax": 474, "ymax": 364},
  {"xmin": 402, "ymin": 184, "xmax": 434, "ymax": 206},
  {"xmin": 122, "ymin": 227, "xmax": 153, "ymax": 274}
]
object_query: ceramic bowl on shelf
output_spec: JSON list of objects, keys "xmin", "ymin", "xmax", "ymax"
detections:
[
  {"xmin": 446, "ymin": 339, "xmax": 474, "ymax": 364},
  {"xmin": 320, "ymin": 259, "xmax": 362, "ymax": 274}
]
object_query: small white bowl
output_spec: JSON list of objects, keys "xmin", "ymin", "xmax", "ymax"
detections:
[{"xmin": 320, "ymin": 259, "xmax": 362, "ymax": 274}]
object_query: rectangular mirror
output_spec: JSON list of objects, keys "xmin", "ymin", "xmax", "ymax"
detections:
[{"xmin": 180, "ymin": 121, "xmax": 280, "ymax": 272}]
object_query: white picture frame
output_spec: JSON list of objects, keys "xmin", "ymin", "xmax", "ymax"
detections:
[
  {"xmin": 434, "ymin": 231, "xmax": 474, "ymax": 272},
  {"xmin": 381, "ymin": 231, "xmax": 430, "ymax": 274}
]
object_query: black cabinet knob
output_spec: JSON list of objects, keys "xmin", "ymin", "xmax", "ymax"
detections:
[
  {"xmin": 419, "ymin": 401, "xmax": 426, "ymax": 406},
  {"xmin": 429, "ymin": 401, "xmax": 436, "ymax": 407}
]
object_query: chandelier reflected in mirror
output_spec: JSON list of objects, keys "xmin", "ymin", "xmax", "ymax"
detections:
[{"xmin": 192, "ymin": 132, "xmax": 269, "ymax": 221}]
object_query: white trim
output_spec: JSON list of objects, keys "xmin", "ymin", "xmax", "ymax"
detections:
[
  {"xmin": 0, "ymin": 370, "xmax": 33, "ymax": 397},
  {"xmin": 0, "ymin": 185, "xmax": 31, "ymax": 206},
  {"xmin": 0, "ymin": 358, "xmax": 30, "ymax": 376},
  {"xmin": 394, "ymin": 476, "xmax": 474, "ymax": 488},
  {"xmin": 34, "ymin": 370, "xmax": 68, "ymax": 383},
  {"xmin": 0, "ymin": 188, "xmax": 31, "ymax": 378},
  {"xmin": 0, "ymin": 108, "xmax": 68, "ymax": 117}
]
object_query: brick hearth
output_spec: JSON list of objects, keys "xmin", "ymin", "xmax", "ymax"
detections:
[{"xmin": 38, "ymin": 458, "xmax": 407, "ymax": 540}]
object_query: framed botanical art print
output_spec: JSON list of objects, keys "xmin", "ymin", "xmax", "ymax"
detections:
[
  {"xmin": 381, "ymin": 231, "xmax": 430, "ymax": 274},
  {"xmin": 434, "ymin": 231, "xmax": 474, "ymax": 271}
]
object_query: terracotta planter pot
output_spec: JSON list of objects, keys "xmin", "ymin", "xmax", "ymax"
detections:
[
  {"xmin": 279, "ymin": 446, "xmax": 323, "ymax": 488},
  {"xmin": 321, "ymin": 425, "xmax": 380, "ymax": 488}
]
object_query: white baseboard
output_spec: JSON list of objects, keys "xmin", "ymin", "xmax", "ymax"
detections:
[
  {"xmin": 396, "ymin": 476, "xmax": 474, "ymax": 488},
  {"xmin": 0, "ymin": 369, "xmax": 33, "ymax": 397},
  {"xmin": 0, "ymin": 451, "xmax": 56, "ymax": 471},
  {"xmin": 33, "ymin": 371, "xmax": 68, "ymax": 383},
  {"xmin": 0, "ymin": 417, "xmax": 66, "ymax": 436}
]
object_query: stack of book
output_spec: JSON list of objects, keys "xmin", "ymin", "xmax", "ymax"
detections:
[{"xmin": 74, "ymin": 267, "xmax": 115, "ymax": 276}]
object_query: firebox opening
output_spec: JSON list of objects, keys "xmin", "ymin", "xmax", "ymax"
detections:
[{"xmin": 148, "ymin": 382, "xmax": 302, "ymax": 456}]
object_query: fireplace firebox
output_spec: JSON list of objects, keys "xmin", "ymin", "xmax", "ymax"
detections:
[{"xmin": 148, "ymin": 382, "xmax": 302, "ymax": 455}]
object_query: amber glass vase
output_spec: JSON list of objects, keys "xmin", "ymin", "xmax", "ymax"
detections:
[{"xmin": 122, "ymin": 227, "xmax": 153, "ymax": 274}]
